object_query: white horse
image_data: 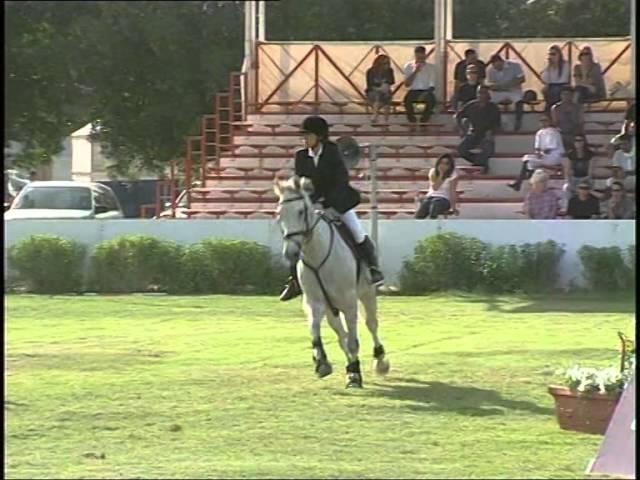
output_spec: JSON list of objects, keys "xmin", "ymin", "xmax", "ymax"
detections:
[{"xmin": 274, "ymin": 175, "xmax": 390, "ymax": 388}]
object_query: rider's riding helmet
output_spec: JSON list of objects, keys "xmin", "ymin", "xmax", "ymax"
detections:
[{"xmin": 300, "ymin": 116, "xmax": 329, "ymax": 141}]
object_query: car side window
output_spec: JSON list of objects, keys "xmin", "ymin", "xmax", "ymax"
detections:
[{"xmin": 94, "ymin": 188, "xmax": 119, "ymax": 212}]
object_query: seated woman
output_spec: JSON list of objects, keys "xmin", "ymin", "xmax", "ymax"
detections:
[
  {"xmin": 365, "ymin": 54, "xmax": 395, "ymax": 124},
  {"xmin": 415, "ymin": 154, "xmax": 459, "ymax": 219},
  {"xmin": 562, "ymin": 134, "xmax": 593, "ymax": 209},
  {"xmin": 573, "ymin": 46, "xmax": 606, "ymax": 104},
  {"xmin": 541, "ymin": 44, "xmax": 570, "ymax": 113}
]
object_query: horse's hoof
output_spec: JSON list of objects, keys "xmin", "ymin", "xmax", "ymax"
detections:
[
  {"xmin": 316, "ymin": 362, "xmax": 333, "ymax": 378},
  {"xmin": 345, "ymin": 373, "xmax": 363, "ymax": 388},
  {"xmin": 373, "ymin": 357, "xmax": 390, "ymax": 376}
]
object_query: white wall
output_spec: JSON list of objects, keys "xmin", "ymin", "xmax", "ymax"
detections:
[{"xmin": 4, "ymin": 219, "xmax": 635, "ymax": 288}]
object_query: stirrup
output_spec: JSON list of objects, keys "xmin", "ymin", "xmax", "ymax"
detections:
[
  {"xmin": 369, "ymin": 267, "xmax": 385, "ymax": 286},
  {"xmin": 279, "ymin": 279, "xmax": 302, "ymax": 301}
]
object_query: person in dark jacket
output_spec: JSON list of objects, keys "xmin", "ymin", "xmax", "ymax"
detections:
[{"xmin": 279, "ymin": 116, "xmax": 384, "ymax": 301}]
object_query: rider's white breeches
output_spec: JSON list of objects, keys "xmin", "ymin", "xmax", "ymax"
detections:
[{"xmin": 340, "ymin": 209, "xmax": 367, "ymax": 244}]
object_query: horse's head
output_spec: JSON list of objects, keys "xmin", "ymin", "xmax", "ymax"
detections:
[{"xmin": 274, "ymin": 175, "xmax": 316, "ymax": 263}]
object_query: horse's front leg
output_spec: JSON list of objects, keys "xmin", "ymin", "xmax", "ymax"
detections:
[
  {"xmin": 343, "ymin": 305, "xmax": 363, "ymax": 388},
  {"xmin": 304, "ymin": 297, "xmax": 332, "ymax": 378}
]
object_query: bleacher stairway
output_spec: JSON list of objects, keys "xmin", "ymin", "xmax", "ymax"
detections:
[{"xmin": 181, "ymin": 107, "xmax": 623, "ymax": 219}]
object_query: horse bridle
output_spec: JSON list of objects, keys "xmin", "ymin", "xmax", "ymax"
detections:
[
  {"xmin": 277, "ymin": 194, "xmax": 334, "ymax": 271},
  {"xmin": 277, "ymin": 194, "xmax": 339, "ymax": 316}
]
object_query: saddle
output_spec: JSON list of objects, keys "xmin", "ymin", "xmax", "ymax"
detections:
[{"xmin": 319, "ymin": 210, "xmax": 363, "ymax": 279}]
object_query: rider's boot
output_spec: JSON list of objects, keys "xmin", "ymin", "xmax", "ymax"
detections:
[
  {"xmin": 357, "ymin": 236, "xmax": 384, "ymax": 286},
  {"xmin": 279, "ymin": 263, "xmax": 302, "ymax": 301}
]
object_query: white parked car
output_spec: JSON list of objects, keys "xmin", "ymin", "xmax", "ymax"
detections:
[{"xmin": 4, "ymin": 181, "xmax": 124, "ymax": 220}]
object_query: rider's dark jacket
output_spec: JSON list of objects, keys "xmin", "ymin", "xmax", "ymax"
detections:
[{"xmin": 294, "ymin": 140, "xmax": 360, "ymax": 214}]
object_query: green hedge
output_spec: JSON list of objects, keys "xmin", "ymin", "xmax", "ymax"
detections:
[
  {"xmin": 578, "ymin": 245, "xmax": 635, "ymax": 292},
  {"xmin": 180, "ymin": 239, "xmax": 287, "ymax": 294},
  {"xmin": 90, "ymin": 235, "xmax": 183, "ymax": 293},
  {"xmin": 6, "ymin": 233, "xmax": 633, "ymax": 295},
  {"xmin": 8, "ymin": 234, "xmax": 86, "ymax": 293},
  {"xmin": 400, "ymin": 233, "xmax": 565, "ymax": 294}
]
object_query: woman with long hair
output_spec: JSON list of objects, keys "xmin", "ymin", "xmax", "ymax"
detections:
[
  {"xmin": 573, "ymin": 45, "xmax": 606, "ymax": 103},
  {"xmin": 415, "ymin": 154, "xmax": 459, "ymax": 219},
  {"xmin": 365, "ymin": 54, "xmax": 395, "ymax": 124},
  {"xmin": 541, "ymin": 44, "xmax": 570, "ymax": 113}
]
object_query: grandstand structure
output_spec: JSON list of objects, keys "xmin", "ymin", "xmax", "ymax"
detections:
[{"xmin": 158, "ymin": 1, "xmax": 634, "ymax": 220}]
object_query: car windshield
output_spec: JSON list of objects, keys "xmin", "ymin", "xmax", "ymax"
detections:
[{"xmin": 14, "ymin": 187, "xmax": 93, "ymax": 210}]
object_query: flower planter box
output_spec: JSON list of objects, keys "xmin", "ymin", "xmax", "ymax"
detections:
[{"xmin": 548, "ymin": 385, "xmax": 621, "ymax": 435}]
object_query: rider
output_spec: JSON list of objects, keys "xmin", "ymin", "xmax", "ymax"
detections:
[{"xmin": 279, "ymin": 115, "xmax": 385, "ymax": 301}]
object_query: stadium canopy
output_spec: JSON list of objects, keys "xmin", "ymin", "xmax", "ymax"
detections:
[{"xmin": 243, "ymin": 0, "xmax": 636, "ymax": 98}]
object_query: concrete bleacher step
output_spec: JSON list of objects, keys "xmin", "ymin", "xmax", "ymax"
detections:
[
  {"xmin": 218, "ymin": 154, "xmax": 612, "ymax": 177},
  {"xmin": 246, "ymin": 111, "xmax": 625, "ymax": 127},
  {"xmin": 187, "ymin": 201, "xmax": 527, "ymax": 220},
  {"xmin": 231, "ymin": 134, "xmax": 614, "ymax": 154}
]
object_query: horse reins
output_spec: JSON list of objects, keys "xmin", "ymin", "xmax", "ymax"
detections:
[{"xmin": 278, "ymin": 195, "xmax": 339, "ymax": 316}]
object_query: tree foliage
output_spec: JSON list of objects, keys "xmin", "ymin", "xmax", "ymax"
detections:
[{"xmin": 5, "ymin": 0, "xmax": 631, "ymax": 174}]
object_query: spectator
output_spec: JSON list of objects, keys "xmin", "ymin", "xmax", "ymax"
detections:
[
  {"xmin": 365, "ymin": 54, "xmax": 395, "ymax": 124},
  {"xmin": 403, "ymin": 46, "xmax": 436, "ymax": 130},
  {"xmin": 610, "ymin": 134, "xmax": 636, "ymax": 192},
  {"xmin": 454, "ymin": 64, "xmax": 481, "ymax": 112},
  {"xmin": 610, "ymin": 101, "xmax": 636, "ymax": 153},
  {"xmin": 415, "ymin": 154, "xmax": 459, "ymax": 219},
  {"xmin": 541, "ymin": 44, "xmax": 570, "ymax": 113},
  {"xmin": 508, "ymin": 115, "xmax": 565, "ymax": 191},
  {"xmin": 453, "ymin": 48, "xmax": 486, "ymax": 103},
  {"xmin": 573, "ymin": 46, "xmax": 606, "ymax": 104},
  {"xmin": 602, "ymin": 180, "xmax": 635, "ymax": 219},
  {"xmin": 567, "ymin": 180, "xmax": 600, "ymax": 219},
  {"xmin": 551, "ymin": 86, "xmax": 584, "ymax": 151},
  {"xmin": 485, "ymin": 54, "xmax": 526, "ymax": 131},
  {"xmin": 523, "ymin": 169, "xmax": 559, "ymax": 219},
  {"xmin": 562, "ymin": 134, "xmax": 594, "ymax": 208},
  {"xmin": 455, "ymin": 86, "xmax": 501, "ymax": 174}
]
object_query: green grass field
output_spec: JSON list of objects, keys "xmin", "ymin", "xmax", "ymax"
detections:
[{"xmin": 5, "ymin": 293, "xmax": 634, "ymax": 479}]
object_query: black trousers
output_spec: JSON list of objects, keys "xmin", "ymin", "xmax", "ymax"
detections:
[
  {"xmin": 415, "ymin": 196, "xmax": 451, "ymax": 219},
  {"xmin": 403, "ymin": 89, "xmax": 436, "ymax": 123}
]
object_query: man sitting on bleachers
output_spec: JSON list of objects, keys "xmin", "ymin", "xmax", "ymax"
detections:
[
  {"xmin": 609, "ymin": 134, "xmax": 636, "ymax": 192},
  {"xmin": 455, "ymin": 86, "xmax": 501, "ymax": 174},
  {"xmin": 566, "ymin": 179, "xmax": 600, "ymax": 219},
  {"xmin": 402, "ymin": 45, "xmax": 436, "ymax": 131},
  {"xmin": 453, "ymin": 48, "xmax": 486, "ymax": 105},
  {"xmin": 453, "ymin": 64, "xmax": 482, "ymax": 112},
  {"xmin": 508, "ymin": 114, "xmax": 564, "ymax": 192},
  {"xmin": 551, "ymin": 86, "xmax": 584, "ymax": 152},
  {"xmin": 485, "ymin": 54, "xmax": 526, "ymax": 132}
]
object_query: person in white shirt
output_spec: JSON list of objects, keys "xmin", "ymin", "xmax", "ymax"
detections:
[
  {"xmin": 609, "ymin": 134, "xmax": 636, "ymax": 192},
  {"xmin": 508, "ymin": 115, "xmax": 565, "ymax": 191},
  {"xmin": 541, "ymin": 44, "xmax": 570, "ymax": 113},
  {"xmin": 403, "ymin": 45, "xmax": 436, "ymax": 130},
  {"xmin": 486, "ymin": 54, "xmax": 526, "ymax": 131},
  {"xmin": 415, "ymin": 154, "xmax": 460, "ymax": 219}
]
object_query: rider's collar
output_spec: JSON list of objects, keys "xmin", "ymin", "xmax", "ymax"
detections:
[{"xmin": 308, "ymin": 143, "xmax": 324, "ymax": 166}]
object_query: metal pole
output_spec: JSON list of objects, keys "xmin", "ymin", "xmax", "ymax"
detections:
[
  {"xmin": 244, "ymin": 2, "xmax": 252, "ymax": 62},
  {"xmin": 257, "ymin": 1, "xmax": 265, "ymax": 41},
  {"xmin": 369, "ymin": 144, "xmax": 379, "ymax": 247},
  {"xmin": 434, "ymin": 0, "xmax": 442, "ymax": 103}
]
